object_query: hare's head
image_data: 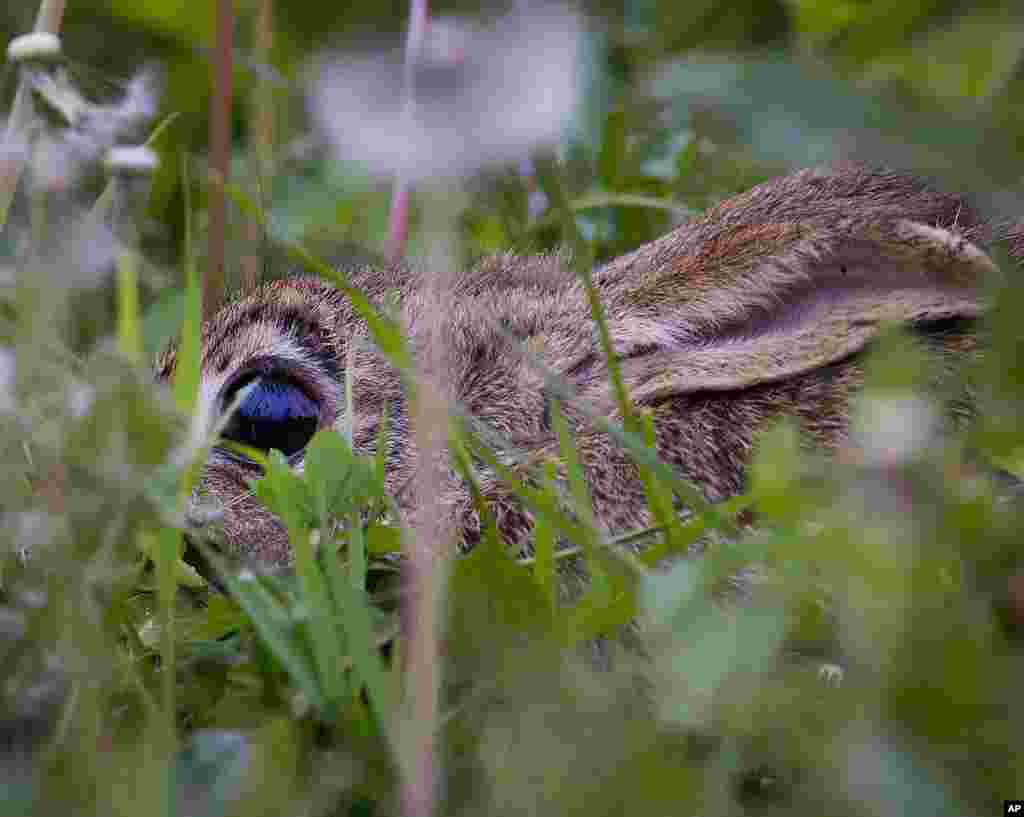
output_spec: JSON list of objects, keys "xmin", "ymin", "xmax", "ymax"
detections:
[{"xmin": 158, "ymin": 164, "xmax": 1009, "ymax": 564}]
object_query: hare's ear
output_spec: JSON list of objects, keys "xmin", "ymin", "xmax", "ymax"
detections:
[{"xmin": 585, "ymin": 220, "xmax": 994, "ymax": 405}]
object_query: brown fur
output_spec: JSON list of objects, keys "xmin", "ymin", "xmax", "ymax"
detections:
[{"xmin": 157, "ymin": 164, "xmax": 1016, "ymax": 564}]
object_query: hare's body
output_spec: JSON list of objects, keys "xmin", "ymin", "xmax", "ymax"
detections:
[{"xmin": 158, "ymin": 164, "xmax": 1017, "ymax": 564}]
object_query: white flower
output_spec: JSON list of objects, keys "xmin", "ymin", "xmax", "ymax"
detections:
[
  {"xmin": 6, "ymin": 33, "xmax": 62, "ymax": 64},
  {"xmin": 0, "ymin": 128, "xmax": 28, "ymax": 165},
  {"xmin": 851, "ymin": 393, "xmax": 937, "ymax": 467},
  {"xmin": 25, "ymin": 67, "xmax": 160, "ymax": 192},
  {"xmin": 65, "ymin": 378, "xmax": 95, "ymax": 419},
  {"xmin": 0, "ymin": 347, "xmax": 15, "ymax": 413},
  {"xmin": 104, "ymin": 145, "xmax": 159, "ymax": 176},
  {"xmin": 311, "ymin": 7, "xmax": 582, "ymax": 179},
  {"xmin": 817, "ymin": 662, "xmax": 844, "ymax": 686}
]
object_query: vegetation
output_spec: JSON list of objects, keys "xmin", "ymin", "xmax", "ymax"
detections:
[{"xmin": 1, "ymin": 1, "xmax": 1023, "ymax": 815}]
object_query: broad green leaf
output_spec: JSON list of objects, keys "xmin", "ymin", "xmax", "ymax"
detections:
[
  {"xmin": 365, "ymin": 523, "xmax": 402, "ymax": 555},
  {"xmin": 105, "ymin": 0, "xmax": 212, "ymax": 44},
  {"xmin": 250, "ymin": 449, "xmax": 315, "ymax": 529},
  {"xmin": 450, "ymin": 514, "xmax": 554, "ymax": 638},
  {"xmin": 323, "ymin": 546, "xmax": 393, "ymax": 728},
  {"xmin": 303, "ymin": 430, "xmax": 382, "ymax": 521}
]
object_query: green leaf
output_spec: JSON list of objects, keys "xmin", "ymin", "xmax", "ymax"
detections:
[
  {"xmin": 532, "ymin": 462, "xmax": 559, "ymax": 610},
  {"xmin": 558, "ymin": 552, "xmax": 638, "ymax": 645},
  {"xmin": 466, "ymin": 213, "xmax": 513, "ymax": 255},
  {"xmin": 193, "ymin": 539, "xmax": 324, "ymax": 712},
  {"xmin": 322, "ymin": 543, "xmax": 394, "ymax": 728},
  {"xmin": 154, "ymin": 525, "xmax": 182, "ymax": 731},
  {"xmin": 549, "ymin": 400, "xmax": 598, "ymax": 550},
  {"xmin": 291, "ymin": 529, "xmax": 346, "ymax": 716},
  {"xmin": 116, "ymin": 251, "xmax": 142, "ymax": 364},
  {"xmin": 174, "ymin": 155, "xmax": 202, "ymax": 416},
  {"xmin": 365, "ymin": 523, "xmax": 402, "ymax": 555},
  {"xmin": 635, "ymin": 411, "xmax": 689, "ymax": 564},
  {"xmin": 597, "ymin": 109, "xmax": 629, "ymax": 189},
  {"xmin": 106, "ymin": 0, "xmax": 212, "ymax": 44},
  {"xmin": 191, "ymin": 594, "xmax": 246, "ymax": 643},
  {"xmin": 303, "ymin": 430, "xmax": 382, "ymax": 523},
  {"xmin": 450, "ymin": 512, "xmax": 554, "ymax": 638},
  {"xmin": 250, "ymin": 449, "xmax": 315, "ymax": 530},
  {"xmin": 142, "ymin": 287, "xmax": 184, "ymax": 362},
  {"xmin": 465, "ymin": 436, "xmax": 594, "ymax": 550},
  {"xmin": 787, "ymin": 0, "xmax": 862, "ymax": 44}
]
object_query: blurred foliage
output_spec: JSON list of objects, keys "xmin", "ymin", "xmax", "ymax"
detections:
[{"xmin": 0, "ymin": 1, "xmax": 1023, "ymax": 816}]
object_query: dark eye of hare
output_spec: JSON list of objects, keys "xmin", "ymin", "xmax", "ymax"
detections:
[{"xmin": 221, "ymin": 372, "xmax": 319, "ymax": 457}]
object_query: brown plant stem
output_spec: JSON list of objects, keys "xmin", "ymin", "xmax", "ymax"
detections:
[
  {"xmin": 239, "ymin": 0, "xmax": 275, "ymax": 294},
  {"xmin": 385, "ymin": 0, "xmax": 429, "ymax": 264},
  {"xmin": 205, "ymin": 0, "xmax": 234, "ymax": 322},
  {"xmin": 395, "ymin": 4, "xmax": 443, "ymax": 809},
  {"xmin": 385, "ymin": 179, "xmax": 412, "ymax": 264},
  {"xmin": 403, "ymin": 339, "xmax": 447, "ymax": 817}
]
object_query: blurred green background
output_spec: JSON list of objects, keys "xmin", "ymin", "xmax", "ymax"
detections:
[{"xmin": 4, "ymin": 0, "xmax": 1023, "ymax": 283}]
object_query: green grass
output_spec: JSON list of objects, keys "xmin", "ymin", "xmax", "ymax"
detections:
[{"xmin": 3, "ymin": 200, "xmax": 1022, "ymax": 816}]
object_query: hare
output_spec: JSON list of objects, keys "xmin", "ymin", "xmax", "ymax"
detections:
[{"xmin": 157, "ymin": 163, "xmax": 1020, "ymax": 565}]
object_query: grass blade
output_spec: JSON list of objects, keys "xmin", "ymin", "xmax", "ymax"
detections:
[
  {"xmin": 116, "ymin": 250, "xmax": 143, "ymax": 364},
  {"xmin": 533, "ymin": 461, "xmax": 559, "ymax": 609},
  {"xmin": 192, "ymin": 538, "xmax": 325, "ymax": 711},
  {"xmin": 174, "ymin": 154, "xmax": 202, "ymax": 416}
]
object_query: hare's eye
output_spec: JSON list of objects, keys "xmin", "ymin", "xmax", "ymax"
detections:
[{"xmin": 221, "ymin": 374, "xmax": 319, "ymax": 457}]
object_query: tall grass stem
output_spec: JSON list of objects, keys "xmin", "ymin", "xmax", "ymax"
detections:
[
  {"xmin": 385, "ymin": 0, "xmax": 428, "ymax": 264},
  {"xmin": 204, "ymin": 0, "xmax": 234, "ymax": 321}
]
